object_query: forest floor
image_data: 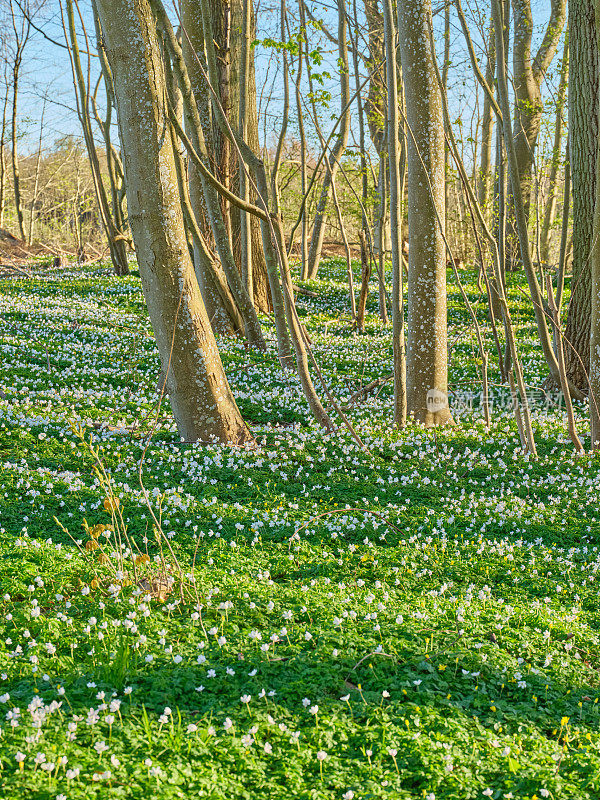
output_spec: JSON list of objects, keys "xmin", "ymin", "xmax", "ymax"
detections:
[{"xmin": 1, "ymin": 260, "xmax": 599, "ymax": 799}]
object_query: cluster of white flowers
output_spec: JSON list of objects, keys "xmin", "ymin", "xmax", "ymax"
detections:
[{"xmin": 1, "ymin": 264, "xmax": 598, "ymax": 797}]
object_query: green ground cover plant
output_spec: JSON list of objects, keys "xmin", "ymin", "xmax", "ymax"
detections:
[{"xmin": 1, "ymin": 261, "xmax": 599, "ymax": 800}]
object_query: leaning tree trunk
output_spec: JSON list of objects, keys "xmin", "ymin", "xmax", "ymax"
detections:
[
  {"xmin": 95, "ymin": 0, "xmax": 252, "ymax": 445},
  {"xmin": 565, "ymin": 0, "xmax": 598, "ymax": 391},
  {"xmin": 397, "ymin": 0, "xmax": 452, "ymax": 426}
]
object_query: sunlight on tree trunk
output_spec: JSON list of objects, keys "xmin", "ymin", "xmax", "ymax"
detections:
[
  {"xmin": 397, "ymin": 0, "xmax": 451, "ymax": 427},
  {"xmin": 95, "ymin": 0, "xmax": 252, "ymax": 445}
]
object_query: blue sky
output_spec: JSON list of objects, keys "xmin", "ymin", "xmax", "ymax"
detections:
[{"xmin": 7, "ymin": 0, "xmax": 564, "ymax": 161}]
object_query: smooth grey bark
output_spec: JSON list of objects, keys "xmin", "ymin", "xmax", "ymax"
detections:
[
  {"xmin": 95, "ymin": 0, "xmax": 252, "ymax": 445},
  {"xmin": 397, "ymin": 0, "xmax": 451, "ymax": 426}
]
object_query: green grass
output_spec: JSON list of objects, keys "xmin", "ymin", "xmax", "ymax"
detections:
[{"xmin": 0, "ymin": 259, "xmax": 599, "ymax": 800}]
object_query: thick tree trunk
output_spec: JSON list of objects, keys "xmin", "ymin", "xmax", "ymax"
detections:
[
  {"xmin": 565, "ymin": 0, "xmax": 598, "ymax": 390},
  {"xmin": 96, "ymin": 0, "xmax": 251, "ymax": 445},
  {"xmin": 591, "ymin": 112, "xmax": 600, "ymax": 446},
  {"xmin": 591, "ymin": 0, "xmax": 600, "ymax": 447},
  {"xmin": 397, "ymin": 0, "xmax": 451, "ymax": 426}
]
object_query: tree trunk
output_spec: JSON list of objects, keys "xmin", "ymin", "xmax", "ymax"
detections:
[
  {"xmin": 27, "ymin": 102, "xmax": 45, "ymax": 245},
  {"xmin": 494, "ymin": 0, "xmax": 567, "ymax": 391},
  {"xmin": 91, "ymin": 0, "xmax": 130, "ymax": 276},
  {"xmin": 10, "ymin": 62, "xmax": 25, "ymax": 241},
  {"xmin": 350, "ymin": 0, "xmax": 371, "ymax": 322},
  {"xmin": 181, "ymin": 1, "xmax": 241, "ymax": 337},
  {"xmin": 237, "ymin": 0, "xmax": 253, "ymax": 297},
  {"xmin": 397, "ymin": 0, "xmax": 452, "ymax": 426},
  {"xmin": 540, "ymin": 33, "xmax": 568, "ymax": 267},
  {"xmin": 364, "ymin": 0, "xmax": 385, "ymax": 154},
  {"xmin": 95, "ymin": 0, "xmax": 252, "ymax": 445},
  {"xmin": 306, "ymin": 0, "xmax": 350, "ymax": 280},
  {"xmin": 180, "ymin": 0, "xmax": 266, "ymax": 348},
  {"xmin": 68, "ymin": 0, "xmax": 130, "ymax": 277},
  {"xmin": 375, "ymin": 148, "xmax": 389, "ymax": 324},
  {"xmin": 383, "ymin": 0, "xmax": 406, "ymax": 427},
  {"xmin": 0, "ymin": 85, "xmax": 7, "ymax": 229},
  {"xmin": 511, "ymin": 0, "xmax": 566, "ymax": 217},
  {"xmin": 565, "ymin": 0, "xmax": 598, "ymax": 390},
  {"xmin": 223, "ymin": 0, "xmax": 271, "ymax": 313},
  {"xmin": 479, "ymin": 14, "xmax": 496, "ymax": 222},
  {"xmin": 591, "ymin": 96, "xmax": 600, "ymax": 446},
  {"xmin": 591, "ymin": 0, "xmax": 600, "ymax": 447}
]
